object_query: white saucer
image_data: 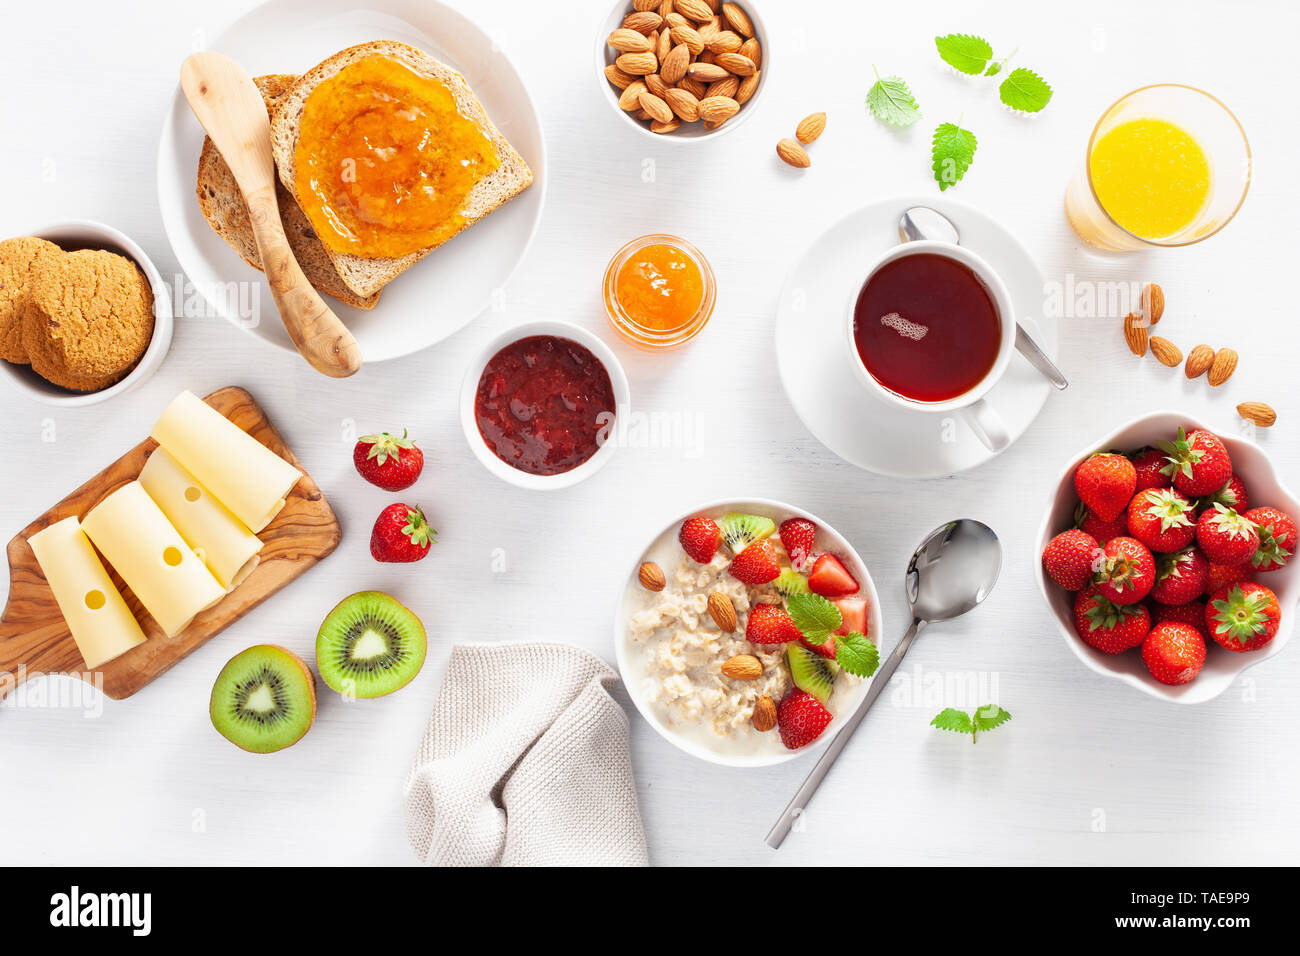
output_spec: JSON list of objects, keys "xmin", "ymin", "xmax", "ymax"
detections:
[{"xmin": 775, "ymin": 196, "xmax": 1057, "ymax": 478}]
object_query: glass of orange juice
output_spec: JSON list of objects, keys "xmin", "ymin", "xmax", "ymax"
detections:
[
  {"xmin": 604, "ymin": 235, "xmax": 716, "ymax": 349},
  {"xmin": 1065, "ymin": 84, "xmax": 1250, "ymax": 252}
]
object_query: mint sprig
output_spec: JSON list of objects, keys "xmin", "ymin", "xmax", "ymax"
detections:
[
  {"xmin": 931, "ymin": 704, "xmax": 1012, "ymax": 743},
  {"xmin": 999, "ymin": 67, "xmax": 1052, "ymax": 113},
  {"xmin": 787, "ymin": 593, "xmax": 841, "ymax": 645},
  {"xmin": 932, "ymin": 122, "xmax": 977, "ymax": 191},
  {"xmin": 834, "ymin": 632, "xmax": 879, "ymax": 678},
  {"xmin": 934, "ymin": 33, "xmax": 993, "ymax": 75},
  {"xmin": 866, "ymin": 66, "xmax": 921, "ymax": 127}
]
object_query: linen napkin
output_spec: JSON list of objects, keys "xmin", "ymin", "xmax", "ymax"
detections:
[{"xmin": 403, "ymin": 641, "xmax": 649, "ymax": 866}]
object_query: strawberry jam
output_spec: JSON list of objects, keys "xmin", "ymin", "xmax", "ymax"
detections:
[{"xmin": 474, "ymin": 335, "xmax": 616, "ymax": 476}]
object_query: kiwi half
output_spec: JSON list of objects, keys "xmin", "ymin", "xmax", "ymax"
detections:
[
  {"xmin": 787, "ymin": 643, "xmax": 837, "ymax": 704},
  {"xmin": 719, "ymin": 512, "xmax": 776, "ymax": 554},
  {"xmin": 774, "ymin": 569, "xmax": 810, "ymax": 600},
  {"xmin": 316, "ymin": 591, "xmax": 427, "ymax": 699},
  {"xmin": 210, "ymin": 644, "xmax": 316, "ymax": 754}
]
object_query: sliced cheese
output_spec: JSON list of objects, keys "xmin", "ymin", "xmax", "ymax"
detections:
[
  {"xmin": 139, "ymin": 448, "xmax": 262, "ymax": 591},
  {"xmin": 81, "ymin": 482, "xmax": 226, "ymax": 637},
  {"xmin": 27, "ymin": 516, "xmax": 146, "ymax": 669},
  {"xmin": 151, "ymin": 390, "xmax": 302, "ymax": 533}
]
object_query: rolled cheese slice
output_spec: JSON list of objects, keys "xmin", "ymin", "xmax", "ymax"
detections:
[
  {"xmin": 81, "ymin": 482, "xmax": 226, "ymax": 637},
  {"xmin": 27, "ymin": 517, "xmax": 147, "ymax": 669},
  {"xmin": 139, "ymin": 448, "xmax": 262, "ymax": 591},
  {"xmin": 151, "ymin": 390, "xmax": 302, "ymax": 533}
]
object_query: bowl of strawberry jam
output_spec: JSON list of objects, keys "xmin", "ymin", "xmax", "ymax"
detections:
[
  {"xmin": 460, "ymin": 321, "xmax": 631, "ymax": 489},
  {"xmin": 604, "ymin": 235, "xmax": 716, "ymax": 349}
]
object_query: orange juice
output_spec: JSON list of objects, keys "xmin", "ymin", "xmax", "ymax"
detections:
[{"xmin": 1088, "ymin": 118, "xmax": 1210, "ymax": 240}]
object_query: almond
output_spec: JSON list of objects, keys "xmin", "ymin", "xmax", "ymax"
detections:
[
  {"xmin": 752, "ymin": 695, "xmax": 777, "ymax": 732},
  {"xmin": 720, "ymin": 654, "xmax": 763, "ymax": 681},
  {"xmin": 676, "ymin": 0, "xmax": 714, "ymax": 21},
  {"xmin": 777, "ymin": 137, "xmax": 811, "ymax": 168},
  {"xmin": 796, "ymin": 111, "xmax": 827, "ymax": 144},
  {"xmin": 704, "ymin": 76, "xmax": 739, "ymax": 100},
  {"xmin": 714, "ymin": 51, "xmax": 756, "ymax": 75},
  {"xmin": 707, "ymin": 591, "xmax": 737, "ymax": 632},
  {"xmin": 678, "ymin": 76, "xmax": 708, "ymax": 98},
  {"xmin": 1184, "ymin": 344, "xmax": 1214, "ymax": 379},
  {"xmin": 1122, "ymin": 312, "xmax": 1148, "ymax": 357},
  {"xmin": 656, "ymin": 27, "xmax": 672, "ymax": 60},
  {"xmin": 659, "ymin": 0, "xmax": 676, "ymax": 18},
  {"xmin": 660, "ymin": 43, "xmax": 691, "ymax": 84},
  {"xmin": 664, "ymin": 87, "xmax": 701, "ymax": 121},
  {"xmin": 707, "ymin": 30, "xmax": 743, "ymax": 53},
  {"xmin": 1237, "ymin": 401, "xmax": 1277, "ymax": 428},
  {"xmin": 623, "ymin": 11, "xmax": 663, "ymax": 33},
  {"xmin": 638, "ymin": 90, "xmax": 673, "ymax": 124},
  {"xmin": 738, "ymin": 37, "xmax": 761, "ymax": 68},
  {"xmin": 1208, "ymin": 347, "xmax": 1238, "ymax": 386},
  {"xmin": 616, "ymin": 51, "xmax": 658, "ymax": 75},
  {"xmin": 643, "ymin": 72, "xmax": 668, "ymax": 98},
  {"xmin": 638, "ymin": 561, "xmax": 666, "ymax": 591},
  {"xmin": 650, "ymin": 118, "xmax": 681, "ymax": 134},
  {"xmin": 633, "ymin": 0, "xmax": 660, "ymax": 10},
  {"xmin": 686, "ymin": 61, "xmax": 729, "ymax": 82},
  {"xmin": 722, "ymin": 1, "xmax": 755, "ymax": 36},
  {"xmin": 670, "ymin": 24, "xmax": 705, "ymax": 55},
  {"xmin": 735, "ymin": 70, "xmax": 760, "ymax": 105},
  {"xmin": 697, "ymin": 95, "xmax": 739, "ymax": 124},
  {"xmin": 604, "ymin": 63, "xmax": 636, "ymax": 89},
  {"xmin": 618, "ymin": 80, "xmax": 648, "ymax": 111},
  {"xmin": 608, "ymin": 27, "xmax": 653, "ymax": 52},
  {"xmin": 1141, "ymin": 283, "xmax": 1165, "ymax": 324},
  {"xmin": 665, "ymin": 11, "xmax": 688, "ymax": 30},
  {"xmin": 1149, "ymin": 336, "xmax": 1182, "ymax": 367}
]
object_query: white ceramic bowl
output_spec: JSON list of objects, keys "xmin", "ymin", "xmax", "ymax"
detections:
[
  {"xmin": 0, "ymin": 220, "xmax": 173, "ymax": 406},
  {"xmin": 1036, "ymin": 410, "xmax": 1300, "ymax": 703},
  {"xmin": 459, "ymin": 320, "xmax": 631, "ymax": 490},
  {"xmin": 615, "ymin": 497, "xmax": 884, "ymax": 767},
  {"xmin": 596, "ymin": 0, "xmax": 769, "ymax": 142}
]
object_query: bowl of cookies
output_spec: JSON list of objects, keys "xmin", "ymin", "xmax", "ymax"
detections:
[{"xmin": 0, "ymin": 220, "xmax": 173, "ymax": 406}]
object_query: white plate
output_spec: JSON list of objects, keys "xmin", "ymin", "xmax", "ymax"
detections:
[
  {"xmin": 775, "ymin": 196, "xmax": 1057, "ymax": 478},
  {"xmin": 156, "ymin": 0, "xmax": 547, "ymax": 363}
]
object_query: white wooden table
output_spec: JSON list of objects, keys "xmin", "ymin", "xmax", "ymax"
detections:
[{"xmin": 1, "ymin": 0, "xmax": 1296, "ymax": 866}]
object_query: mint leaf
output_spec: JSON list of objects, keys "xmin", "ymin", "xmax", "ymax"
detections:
[
  {"xmin": 930, "ymin": 708, "xmax": 973, "ymax": 735},
  {"xmin": 935, "ymin": 33, "xmax": 993, "ymax": 75},
  {"xmin": 834, "ymin": 633, "xmax": 879, "ymax": 678},
  {"xmin": 787, "ymin": 593, "xmax": 841, "ymax": 644},
  {"xmin": 866, "ymin": 69, "xmax": 921, "ymax": 127},
  {"xmin": 931, "ymin": 122, "xmax": 977, "ymax": 191},
  {"xmin": 984, "ymin": 62, "xmax": 1002, "ymax": 77},
  {"xmin": 999, "ymin": 67, "xmax": 1052, "ymax": 113},
  {"xmin": 972, "ymin": 704, "xmax": 1012, "ymax": 732}
]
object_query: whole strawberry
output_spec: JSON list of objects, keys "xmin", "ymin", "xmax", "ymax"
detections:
[
  {"xmin": 1074, "ymin": 453, "xmax": 1137, "ymax": 522},
  {"xmin": 679, "ymin": 517, "xmax": 721, "ymax": 564},
  {"xmin": 1126, "ymin": 488, "xmax": 1196, "ymax": 553},
  {"xmin": 1244, "ymin": 506, "xmax": 1296, "ymax": 572},
  {"xmin": 1205, "ymin": 561, "xmax": 1255, "ymax": 596},
  {"xmin": 353, "ymin": 430, "xmax": 423, "ymax": 491},
  {"xmin": 1159, "ymin": 428, "xmax": 1232, "ymax": 497},
  {"xmin": 777, "ymin": 689, "xmax": 833, "ymax": 750},
  {"xmin": 370, "ymin": 504, "xmax": 436, "ymax": 563},
  {"xmin": 1042, "ymin": 529, "xmax": 1101, "ymax": 591},
  {"xmin": 1141, "ymin": 622, "xmax": 1206, "ymax": 685},
  {"xmin": 778, "ymin": 518, "xmax": 817, "ymax": 570},
  {"xmin": 729, "ymin": 539, "xmax": 781, "ymax": 585},
  {"xmin": 1201, "ymin": 474, "xmax": 1249, "ymax": 514},
  {"xmin": 745, "ymin": 602, "xmax": 802, "ymax": 644},
  {"xmin": 1151, "ymin": 599, "xmax": 1208, "ymax": 637},
  {"xmin": 1149, "ymin": 547, "xmax": 1209, "ymax": 606},
  {"xmin": 1130, "ymin": 446, "xmax": 1173, "ymax": 491},
  {"xmin": 1073, "ymin": 588, "xmax": 1150, "ymax": 654},
  {"xmin": 1205, "ymin": 582, "xmax": 1281, "ymax": 652},
  {"xmin": 1196, "ymin": 504, "xmax": 1259, "ymax": 565},
  {"xmin": 1075, "ymin": 503, "xmax": 1128, "ymax": 545},
  {"xmin": 1094, "ymin": 536, "xmax": 1156, "ymax": 604}
]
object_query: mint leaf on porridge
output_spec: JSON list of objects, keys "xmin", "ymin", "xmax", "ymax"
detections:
[
  {"xmin": 834, "ymin": 633, "xmax": 879, "ymax": 678},
  {"xmin": 787, "ymin": 593, "xmax": 841, "ymax": 644}
]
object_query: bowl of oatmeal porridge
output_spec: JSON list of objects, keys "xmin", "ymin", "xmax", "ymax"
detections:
[{"xmin": 615, "ymin": 498, "xmax": 883, "ymax": 767}]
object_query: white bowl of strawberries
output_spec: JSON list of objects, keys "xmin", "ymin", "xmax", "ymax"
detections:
[{"xmin": 1037, "ymin": 411, "xmax": 1299, "ymax": 703}]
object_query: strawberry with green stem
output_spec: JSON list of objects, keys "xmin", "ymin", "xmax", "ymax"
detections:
[
  {"xmin": 369, "ymin": 504, "xmax": 436, "ymax": 563},
  {"xmin": 1073, "ymin": 588, "xmax": 1149, "ymax": 654},
  {"xmin": 1205, "ymin": 582, "xmax": 1281, "ymax": 652},
  {"xmin": 1244, "ymin": 507, "xmax": 1296, "ymax": 572},
  {"xmin": 1201, "ymin": 475, "xmax": 1249, "ymax": 514},
  {"xmin": 353, "ymin": 429, "xmax": 423, "ymax": 492},
  {"xmin": 1094, "ymin": 536, "xmax": 1156, "ymax": 604},
  {"xmin": 930, "ymin": 705, "xmax": 1012, "ymax": 743},
  {"xmin": 1159, "ymin": 428, "xmax": 1232, "ymax": 498},
  {"xmin": 1042, "ymin": 529, "xmax": 1101, "ymax": 591},
  {"xmin": 1149, "ymin": 547, "xmax": 1209, "ymax": 606},
  {"xmin": 1196, "ymin": 504, "xmax": 1259, "ymax": 566},
  {"xmin": 1130, "ymin": 447, "xmax": 1173, "ymax": 492},
  {"xmin": 1126, "ymin": 488, "xmax": 1196, "ymax": 553}
]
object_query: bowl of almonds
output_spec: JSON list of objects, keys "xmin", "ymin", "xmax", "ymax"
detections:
[{"xmin": 598, "ymin": 0, "xmax": 768, "ymax": 140}]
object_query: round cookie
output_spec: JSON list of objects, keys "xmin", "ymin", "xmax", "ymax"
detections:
[
  {"xmin": 22, "ymin": 248, "xmax": 155, "ymax": 392},
  {"xmin": 0, "ymin": 236, "xmax": 63, "ymax": 364}
]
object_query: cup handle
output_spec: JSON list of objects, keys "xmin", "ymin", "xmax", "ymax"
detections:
[{"xmin": 960, "ymin": 398, "xmax": 1010, "ymax": 452}]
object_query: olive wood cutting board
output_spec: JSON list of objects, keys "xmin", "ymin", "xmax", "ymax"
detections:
[{"xmin": 0, "ymin": 387, "xmax": 341, "ymax": 700}]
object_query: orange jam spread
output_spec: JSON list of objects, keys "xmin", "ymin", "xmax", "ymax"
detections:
[
  {"xmin": 293, "ymin": 54, "xmax": 500, "ymax": 259},
  {"xmin": 613, "ymin": 243, "xmax": 705, "ymax": 331}
]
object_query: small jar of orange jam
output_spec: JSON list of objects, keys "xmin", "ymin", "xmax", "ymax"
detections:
[{"xmin": 603, "ymin": 235, "xmax": 716, "ymax": 349}]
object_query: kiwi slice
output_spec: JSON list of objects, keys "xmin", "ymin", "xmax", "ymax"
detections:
[
  {"xmin": 316, "ymin": 591, "xmax": 427, "ymax": 698},
  {"xmin": 719, "ymin": 512, "xmax": 776, "ymax": 554},
  {"xmin": 210, "ymin": 644, "xmax": 316, "ymax": 754},
  {"xmin": 787, "ymin": 643, "xmax": 838, "ymax": 704},
  {"xmin": 774, "ymin": 569, "xmax": 810, "ymax": 600}
]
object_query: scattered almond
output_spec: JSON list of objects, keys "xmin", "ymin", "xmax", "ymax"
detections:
[
  {"xmin": 623, "ymin": 11, "xmax": 663, "ymax": 33},
  {"xmin": 1149, "ymin": 336, "xmax": 1182, "ymax": 367},
  {"xmin": 722, "ymin": 1, "xmax": 754, "ymax": 36},
  {"xmin": 1122, "ymin": 313, "xmax": 1148, "ymax": 357},
  {"xmin": 777, "ymin": 137, "xmax": 811, "ymax": 168},
  {"xmin": 720, "ymin": 654, "xmax": 763, "ymax": 681},
  {"xmin": 1208, "ymin": 348, "xmax": 1238, "ymax": 386},
  {"xmin": 1184, "ymin": 344, "xmax": 1214, "ymax": 379},
  {"xmin": 1141, "ymin": 283, "xmax": 1165, "ymax": 324},
  {"xmin": 796, "ymin": 112, "xmax": 827, "ymax": 144},
  {"xmin": 707, "ymin": 591, "xmax": 737, "ymax": 632},
  {"xmin": 638, "ymin": 561, "xmax": 666, "ymax": 591},
  {"xmin": 1237, "ymin": 401, "xmax": 1277, "ymax": 428},
  {"xmin": 752, "ymin": 695, "xmax": 777, "ymax": 732}
]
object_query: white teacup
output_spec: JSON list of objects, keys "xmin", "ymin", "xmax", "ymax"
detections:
[{"xmin": 845, "ymin": 240, "xmax": 1015, "ymax": 452}]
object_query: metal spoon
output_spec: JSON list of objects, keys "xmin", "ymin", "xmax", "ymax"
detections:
[
  {"xmin": 899, "ymin": 207, "xmax": 1068, "ymax": 391},
  {"xmin": 765, "ymin": 519, "xmax": 1002, "ymax": 849}
]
